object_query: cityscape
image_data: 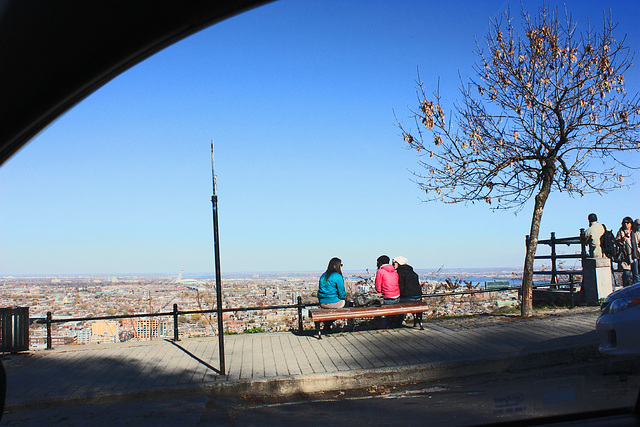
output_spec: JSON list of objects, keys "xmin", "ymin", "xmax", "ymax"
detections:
[{"xmin": 0, "ymin": 268, "xmax": 522, "ymax": 350}]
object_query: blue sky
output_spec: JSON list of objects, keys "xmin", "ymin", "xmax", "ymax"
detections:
[{"xmin": 1, "ymin": 0, "xmax": 639, "ymax": 275}]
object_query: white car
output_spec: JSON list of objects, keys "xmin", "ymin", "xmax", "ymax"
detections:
[{"xmin": 596, "ymin": 281, "xmax": 640, "ymax": 355}]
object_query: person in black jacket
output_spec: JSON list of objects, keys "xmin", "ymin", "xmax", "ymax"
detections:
[
  {"xmin": 393, "ymin": 256, "xmax": 423, "ymax": 327},
  {"xmin": 393, "ymin": 256, "xmax": 422, "ymax": 300}
]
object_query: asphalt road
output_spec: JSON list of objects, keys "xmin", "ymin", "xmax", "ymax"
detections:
[{"xmin": 2, "ymin": 356, "xmax": 639, "ymax": 426}]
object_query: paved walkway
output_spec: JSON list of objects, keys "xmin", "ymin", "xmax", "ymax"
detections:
[{"xmin": 1, "ymin": 309, "xmax": 600, "ymax": 410}]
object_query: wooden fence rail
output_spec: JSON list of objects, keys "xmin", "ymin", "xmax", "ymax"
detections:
[{"xmin": 526, "ymin": 229, "xmax": 588, "ymax": 286}]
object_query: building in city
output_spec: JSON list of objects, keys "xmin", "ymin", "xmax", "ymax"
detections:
[
  {"xmin": 89, "ymin": 320, "xmax": 120, "ymax": 343},
  {"xmin": 76, "ymin": 328, "xmax": 91, "ymax": 345},
  {"xmin": 133, "ymin": 317, "xmax": 171, "ymax": 340}
]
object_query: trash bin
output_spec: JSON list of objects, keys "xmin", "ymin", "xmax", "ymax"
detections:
[{"xmin": 0, "ymin": 307, "xmax": 29, "ymax": 352}]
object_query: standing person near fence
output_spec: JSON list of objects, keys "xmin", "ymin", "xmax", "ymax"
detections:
[
  {"xmin": 616, "ymin": 217, "xmax": 638, "ymax": 287},
  {"xmin": 585, "ymin": 213, "xmax": 606, "ymax": 258},
  {"xmin": 316, "ymin": 257, "xmax": 346, "ymax": 334},
  {"xmin": 632, "ymin": 219, "xmax": 640, "ymax": 284}
]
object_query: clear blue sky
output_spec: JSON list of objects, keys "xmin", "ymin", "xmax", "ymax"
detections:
[{"xmin": 1, "ymin": 0, "xmax": 639, "ymax": 275}]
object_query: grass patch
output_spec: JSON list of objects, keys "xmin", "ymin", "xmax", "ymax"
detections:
[
  {"xmin": 533, "ymin": 303, "xmax": 573, "ymax": 310},
  {"xmin": 426, "ymin": 313, "xmax": 482, "ymax": 321},
  {"xmin": 493, "ymin": 305, "xmax": 520, "ymax": 315}
]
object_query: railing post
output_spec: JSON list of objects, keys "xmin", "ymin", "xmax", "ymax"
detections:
[
  {"xmin": 569, "ymin": 274, "xmax": 575, "ymax": 309},
  {"xmin": 550, "ymin": 232, "xmax": 557, "ymax": 287},
  {"xmin": 579, "ymin": 228, "xmax": 587, "ymax": 259},
  {"xmin": 46, "ymin": 311, "xmax": 52, "ymax": 350},
  {"xmin": 173, "ymin": 304, "xmax": 179, "ymax": 341},
  {"xmin": 297, "ymin": 296, "xmax": 303, "ymax": 333}
]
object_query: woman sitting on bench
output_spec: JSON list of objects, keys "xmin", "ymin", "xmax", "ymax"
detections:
[
  {"xmin": 394, "ymin": 256, "xmax": 424, "ymax": 326},
  {"xmin": 316, "ymin": 257, "xmax": 346, "ymax": 334},
  {"xmin": 375, "ymin": 255, "xmax": 400, "ymax": 304}
]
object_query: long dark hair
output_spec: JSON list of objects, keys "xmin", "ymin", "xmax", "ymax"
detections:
[
  {"xmin": 324, "ymin": 257, "xmax": 342, "ymax": 278},
  {"xmin": 622, "ymin": 216, "xmax": 633, "ymax": 231}
]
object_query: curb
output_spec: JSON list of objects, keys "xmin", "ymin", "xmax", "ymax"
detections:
[{"xmin": 205, "ymin": 343, "xmax": 601, "ymax": 397}]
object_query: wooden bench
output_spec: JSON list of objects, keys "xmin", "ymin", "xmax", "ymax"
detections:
[{"xmin": 308, "ymin": 301, "xmax": 430, "ymax": 338}]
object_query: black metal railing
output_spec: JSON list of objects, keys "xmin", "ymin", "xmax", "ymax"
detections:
[
  {"xmin": 421, "ymin": 278, "xmax": 580, "ymax": 308},
  {"xmin": 36, "ymin": 283, "xmax": 538, "ymax": 349},
  {"xmin": 37, "ymin": 296, "xmax": 318, "ymax": 350}
]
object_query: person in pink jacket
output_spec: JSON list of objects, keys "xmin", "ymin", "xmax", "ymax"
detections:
[{"xmin": 374, "ymin": 255, "xmax": 400, "ymax": 304}]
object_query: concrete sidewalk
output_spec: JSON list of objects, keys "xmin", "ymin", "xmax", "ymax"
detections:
[{"xmin": 1, "ymin": 308, "xmax": 600, "ymax": 410}]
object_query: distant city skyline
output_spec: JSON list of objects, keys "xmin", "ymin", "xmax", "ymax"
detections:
[
  {"xmin": 0, "ymin": 267, "xmax": 537, "ymax": 280},
  {"xmin": 1, "ymin": 0, "xmax": 639, "ymax": 275}
]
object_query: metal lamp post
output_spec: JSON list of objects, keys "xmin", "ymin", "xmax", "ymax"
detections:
[{"xmin": 211, "ymin": 141, "xmax": 225, "ymax": 375}]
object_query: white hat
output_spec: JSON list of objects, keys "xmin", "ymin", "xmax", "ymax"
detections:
[{"xmin": 393, "ymin": 256, "xmax": 408, "ymax": 265}]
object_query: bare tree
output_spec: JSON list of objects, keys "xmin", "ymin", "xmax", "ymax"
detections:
[{"xmin": 398, "ymin": 5, "xmax": 640, "ymax": 317}]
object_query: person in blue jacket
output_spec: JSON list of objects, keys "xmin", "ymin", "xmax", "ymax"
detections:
[{"xmin": 317, "ymin": 257, "xmax": 346, "ymax": 334}]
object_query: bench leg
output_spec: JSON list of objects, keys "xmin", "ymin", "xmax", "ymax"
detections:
[
  {"xmin": 414, "ymin": 313, "xmax": 424, "ymax": 330},
  {"xmin": 322, "ymin": 320, "xmax": 334, "ymax": 335},
  {"xmin": 314, "ymin": 322, "xmax": 322, "ymax": 339}
]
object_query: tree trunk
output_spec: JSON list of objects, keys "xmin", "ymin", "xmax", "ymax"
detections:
[{"xmin": 521, "ymin": 162, "xmax": 555, "ymax": 317}]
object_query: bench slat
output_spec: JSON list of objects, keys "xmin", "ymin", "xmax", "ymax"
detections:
[{"xmin": 309, "ymin": 302, "xmax": 429, "ymax": 322}]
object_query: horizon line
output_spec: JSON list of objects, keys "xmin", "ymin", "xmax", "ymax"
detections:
[{"xmin": 1, "ymin": 267, "xmax": 526, "ymax": 278}]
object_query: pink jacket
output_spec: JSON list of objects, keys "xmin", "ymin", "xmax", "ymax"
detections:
[{"xmin": 375, "ymin": 264, "xmax": 400, "ymax": 299}]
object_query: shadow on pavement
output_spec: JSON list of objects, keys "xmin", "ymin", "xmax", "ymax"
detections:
[{"xmin": 165, "ymin": 340, "xmax": 221, "ymax": 375}]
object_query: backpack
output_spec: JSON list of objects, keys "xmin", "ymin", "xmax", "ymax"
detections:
[
  {"xmin": 353, "ymin": 292, "xmax": 384, "ymax": 307},
  {"xmin": 600, "ymin": 224, "xmax": 622, "ymax": 262}
]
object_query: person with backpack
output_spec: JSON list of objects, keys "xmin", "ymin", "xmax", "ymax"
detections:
[
  {"xmin": 595, "ymin": 215, "xmax": 621, "ymax": 266},
  {"xmin": 633, "ymin": 219, "xmax": 640, "ymax": 284},
  {"xmin": 616, "ymin": 217, "xmax": 638, "ymax": 287},
  {"xmin": 585, "ymin": 213, "xmax": 606, "ymax": 258}
]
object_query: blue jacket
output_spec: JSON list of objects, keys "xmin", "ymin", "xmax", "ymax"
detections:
[{"xmin": 317, "ymin": 272, "xmax": 346, "ymax": 304}]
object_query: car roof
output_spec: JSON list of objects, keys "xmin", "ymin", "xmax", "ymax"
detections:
[{"xmin": 0, "ymin": 0, "xmax": 269, "ymax": 166}]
